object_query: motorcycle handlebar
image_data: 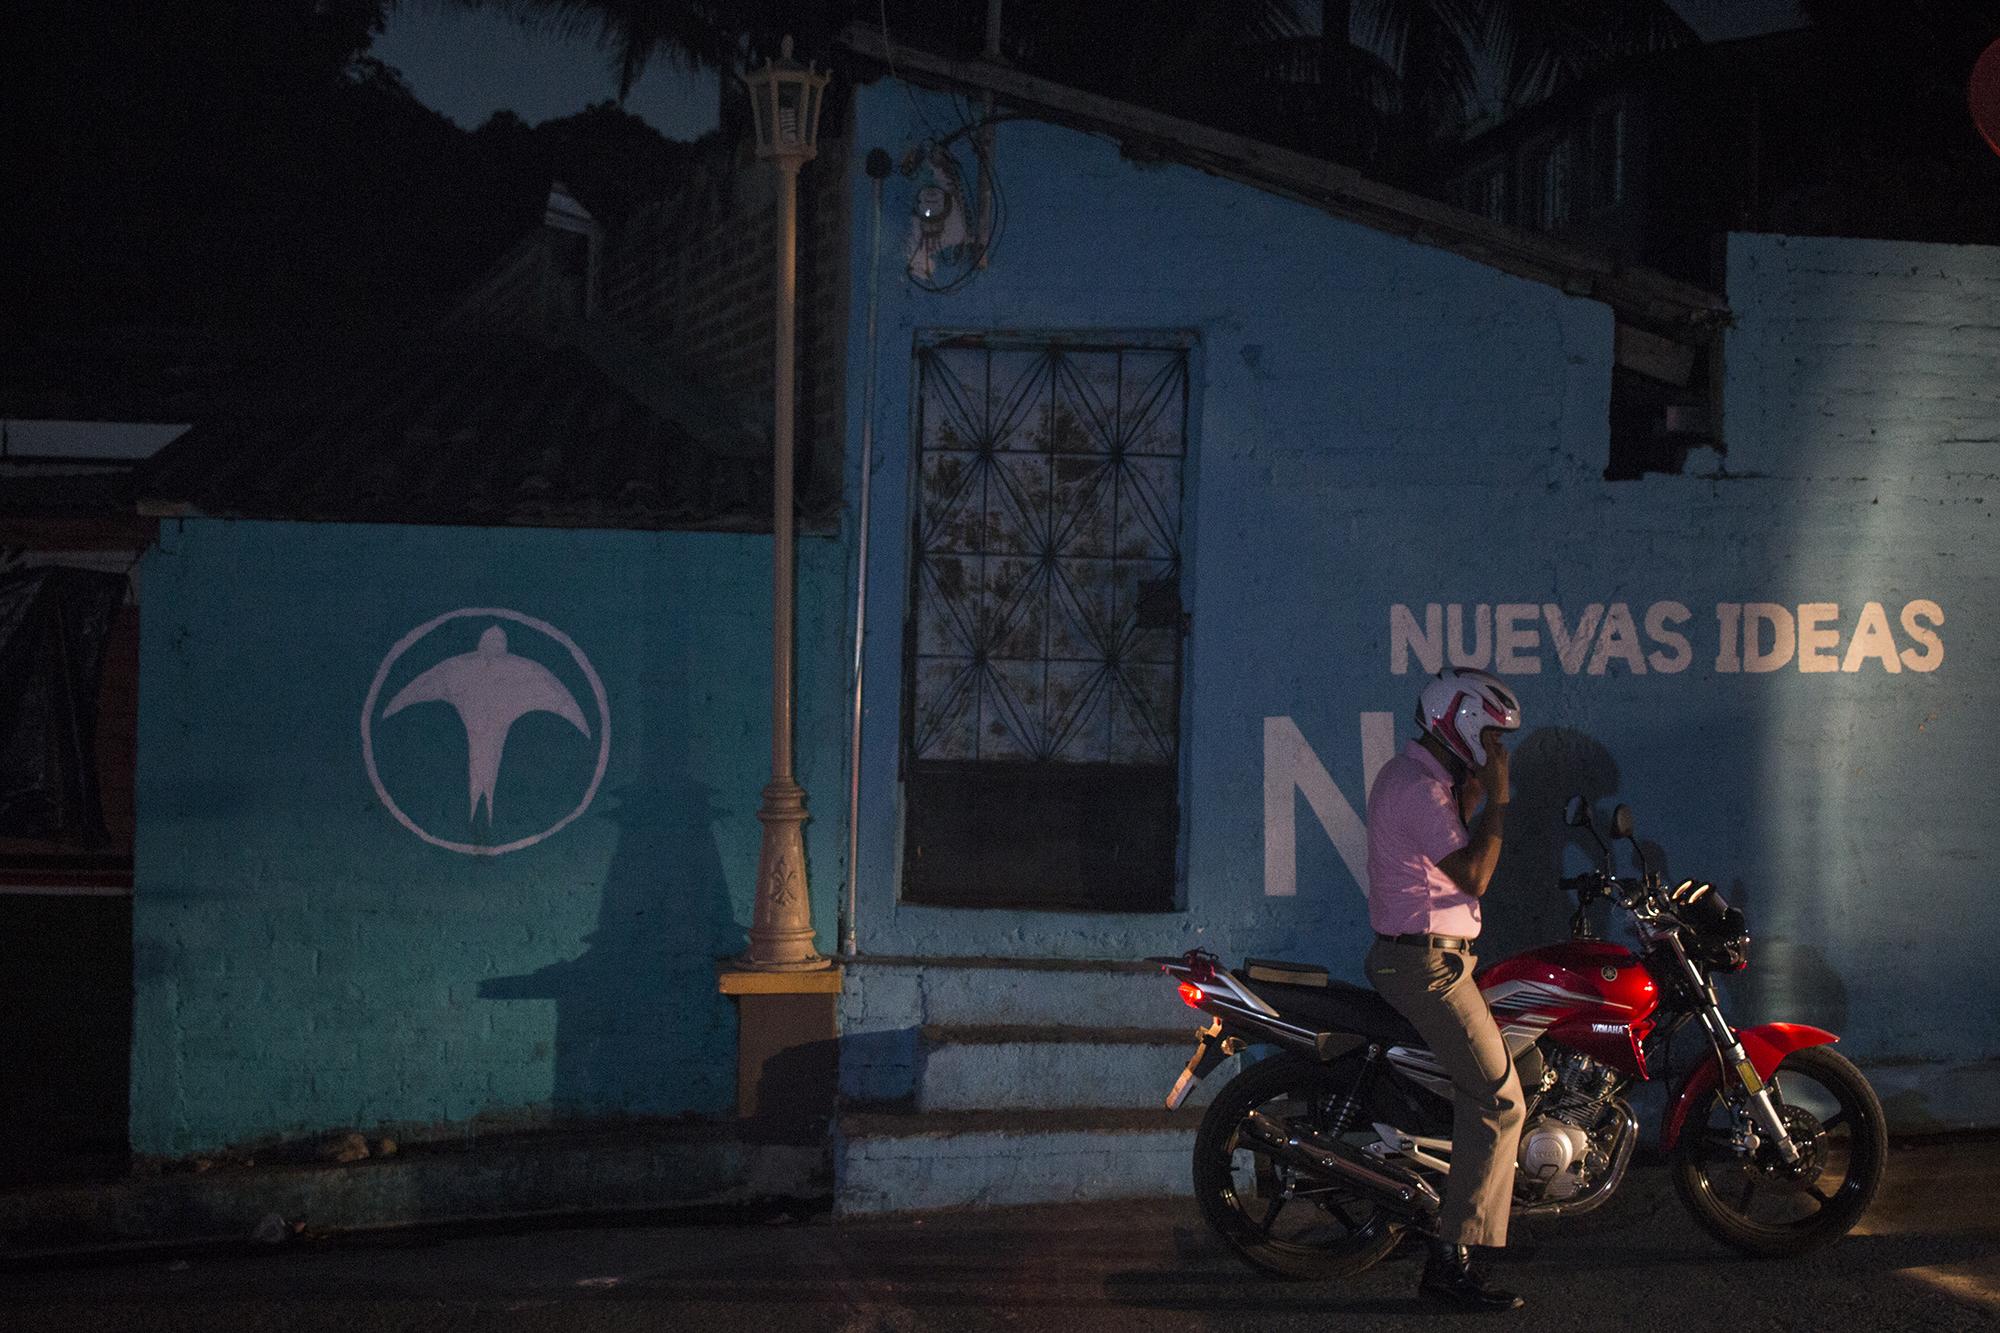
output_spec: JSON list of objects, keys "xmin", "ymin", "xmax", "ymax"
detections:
[{"xmin": 1559, "ymin": 872, "xmax": 1650, "ymax": 910}]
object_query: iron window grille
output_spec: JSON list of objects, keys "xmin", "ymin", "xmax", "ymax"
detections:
[{"xmin": 901, "ymin": 337, "xmax": 1190, "ymax": 912}]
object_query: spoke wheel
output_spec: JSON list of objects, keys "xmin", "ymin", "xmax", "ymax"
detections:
[
  {"xmin": 1671, "ymin": 1045, "xmax": 1886, "ymax": 1258},
  {"xmin": 1192, "ymin": 1053, "xmax": 1404, "ymax": 1281}
]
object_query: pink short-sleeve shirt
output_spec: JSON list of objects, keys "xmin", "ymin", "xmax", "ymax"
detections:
[{"xmin": 1365, "ymin": 740, "xmax": 1480, "ymax": 938}]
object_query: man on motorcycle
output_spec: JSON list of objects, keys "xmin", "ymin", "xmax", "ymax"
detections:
[{"xmin": 1364, "ymin": 667, "xmax": 1526, "ymax": 1312}]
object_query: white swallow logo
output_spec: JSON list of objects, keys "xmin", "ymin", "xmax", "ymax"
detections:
[{"xmin": 361, "ymin": 608, "xmax": 610, "ymax": 856}]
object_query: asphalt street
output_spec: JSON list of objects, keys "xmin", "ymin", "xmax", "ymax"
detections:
[{"xmin": 3, "ymin": 1137, "xmax": 1995, "ymax": 1333}]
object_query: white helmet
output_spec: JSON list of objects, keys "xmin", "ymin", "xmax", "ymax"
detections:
[{"xmin": 1417, "ymin": 668, "xmax": 1521, "ymax": 768}]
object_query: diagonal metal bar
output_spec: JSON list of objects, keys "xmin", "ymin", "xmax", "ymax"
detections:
[
  {"xmin": 1052, "ymin": 352, "xmax": 1118, "ymax": 454},
  {"xmin": 983, "ymin": 558, "xmax": 1051, "ymax": 664},
  {"xmin": 978, "ymin": 658, "xmax": 1043, "ymax": 758},
  {"xmin": 1119, "ymin": 353, "xmax": 1188, "ymax": 451},
  {"xmin": 1114, "ymin": 459, "xmax": 1181, "ymax": 559},
  {"xmin": 917, "ymin": 554, "xmax": 984, "ymax": 656},
  {"xmin": 1048, "ymin": 560, "xmax": 1118, "ymax": 659},
  {"xmin": 1046, "ymin": 457, "xmax": 1114, "ymax": 556},
  {"xmin": 911, "ymin": 656, "xmax": 979, "ymax": 759},
  {"xmin": 988, "ymin": 349, "xmax": 1052, "ymax": 451},
  {"xmin": 1045, "ymin": 663, "xmax": 1115, "ymax": 759},
  {"xmin": 921, "ymin": 348, "xmax": 990, "ymax": 453},
  {"xmin": 918, "ymin": 457, "xmax": 986, "ymax": 553},
  {"xmin": 1111, "ymin": 668, "xmax": 1176, "ymax": 760},
  {"xmin": 986, "ymin": 452, "xmax": 1054, "ymax": 555}
]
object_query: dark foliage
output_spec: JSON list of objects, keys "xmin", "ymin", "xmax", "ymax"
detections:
[
  {"xmin": 1779, "ymin": 0, "xmax": 2000, "ymax": 243},
  {"xmin": 3, "ymin": 0, "xmax": 694, "ymax": 341},
  {"xmin": 458, "ymin": 0, "xmax": 1693, "ymax": 175}
]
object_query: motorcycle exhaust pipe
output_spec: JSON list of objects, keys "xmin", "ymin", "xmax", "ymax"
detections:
[{"xmin": 1239, "ymin": 1110, "xmax": 1442, "ymax": 1216}]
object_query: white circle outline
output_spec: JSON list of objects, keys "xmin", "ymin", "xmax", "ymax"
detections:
[{"xmin": 360, "ymin": 607, "xmax": 611, "ymax": 856}]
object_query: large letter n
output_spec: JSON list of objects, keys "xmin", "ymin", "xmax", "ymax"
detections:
[{"xmin": 1263, "ymin": 714, "xmax": 1394, "ymax": 897}]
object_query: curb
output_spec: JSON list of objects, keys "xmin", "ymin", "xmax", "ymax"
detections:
[{"xmin": 1, "ymin": 1126, "xmax": 828, "ymax": 1263}]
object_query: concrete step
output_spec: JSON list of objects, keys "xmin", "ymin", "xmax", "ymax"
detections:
[
  {"xmin": 844, "ymin": 957, "xmax": 1189, "ymax": 1030},
  {"xmin": 916, "ymin": 1025, "xmax": 1236, "ymax": 1112},
  {"xmin": 833, "ymin": 1108, "xmax": 1200, "ymax": 1215},
  {"xmin": 839, "ymin": 956, "xmax": 1199, "ymax": 1108}
]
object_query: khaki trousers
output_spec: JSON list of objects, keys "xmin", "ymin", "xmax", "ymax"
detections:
[{"xmin": 1365, "ymin": 938, "xmax": 1525, "ymax": 1248}]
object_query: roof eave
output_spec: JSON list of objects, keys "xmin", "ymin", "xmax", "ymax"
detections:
[{"xmin": 838, "ymin": 23, "xmax": 1729, "ymax": 339}]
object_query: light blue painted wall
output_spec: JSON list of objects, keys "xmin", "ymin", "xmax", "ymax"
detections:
[
  {"xmin": 839, "ymin": 83, "xmax": 1997, "ymax": 1120},
  {"xmin": 132, "ymin": 519, "xmax": 848, "ymax": 1154}
]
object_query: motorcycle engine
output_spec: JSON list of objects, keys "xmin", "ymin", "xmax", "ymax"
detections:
[
  {"xmin": 1518, "ymin": 1119, "xmax": 1594, "ymax": 1201},
  {"xmin": 1517, "ymin": 1049, "xmax": 1622, "ymax": 1202}
]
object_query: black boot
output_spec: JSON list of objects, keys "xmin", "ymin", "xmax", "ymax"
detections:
[{"xmin": 1419, "ymin": 1240, "xmax": 1524, "ymax": 1312}]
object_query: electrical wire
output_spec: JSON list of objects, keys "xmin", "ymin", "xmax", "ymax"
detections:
[
  {"xmin": 871, "ymin": 3, "xmax": 1011, "ymax": 296},
  {"xmin": 902, "ymin": 113, "xmax": 1009, "ymax": 295},
  {"xmin": 878, "ymin": 0, "xmax": 955, "ymax": 144}
]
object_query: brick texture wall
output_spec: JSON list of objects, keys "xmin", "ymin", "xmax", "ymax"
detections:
[
  {"xmin": 602, "ymin": 124, "xmax": 851, "ymax": 522},
  {"xmin": 1726, "ymin": 233, "xmax": 2000, "ymax": 480}
]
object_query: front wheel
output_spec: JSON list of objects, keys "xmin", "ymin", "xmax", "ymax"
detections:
[
  {"xmin": 1671, "ymin": 1045, "xmax": 1887, "ymax": 1258},
  {"xmin": 1192, "ymin": 1053, "xmax": 1405, "ymax": 1281}
]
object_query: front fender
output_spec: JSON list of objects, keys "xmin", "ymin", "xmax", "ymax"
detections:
[{"xmin": 1659, "ymin": 1022, "xmax": 1839, "ymax": 1152}]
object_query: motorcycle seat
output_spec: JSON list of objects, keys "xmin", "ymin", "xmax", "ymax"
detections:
[
  {"xmin": 1244, "ymin": 957, "xmax": 1329, "ymax": 986},
  {"xmin": 1231, "ymin": 969, "xmax": 1423, "ymax": 1047}
]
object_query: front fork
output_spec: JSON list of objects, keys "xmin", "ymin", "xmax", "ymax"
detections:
[{"xmin": 1671, "ymin": 936, "xmax": 1802, "ymax": 1165}]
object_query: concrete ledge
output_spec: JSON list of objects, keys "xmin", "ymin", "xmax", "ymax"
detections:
[
  {"xmin": 921, "ymin": 1025, "xmax": 1193, "ymax": 1046},
  {"xmin": 0, "ymin": 1124, "xmax": 826, "ymax": 1259},
  {"xmin": 842, "ymin": 955, "xmax": 1160, "ymax": 974},
  {"xmin": 841, "ymin": 1108, "xmax": 1190, "ymax": 1138},
  {"xmin": 717, "ymin": 965, "xmax": 844, "ymax": 995}
]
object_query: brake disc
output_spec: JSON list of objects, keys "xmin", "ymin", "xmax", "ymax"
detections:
[{"xmin": 1750, "ymin": 1103, "xmax": 1827, "ymax": 1192}]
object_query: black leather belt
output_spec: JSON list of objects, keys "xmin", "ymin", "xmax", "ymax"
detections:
[{"xmin": 1377, "ymin": 931, "xmax": 1474, "ymax": 952}]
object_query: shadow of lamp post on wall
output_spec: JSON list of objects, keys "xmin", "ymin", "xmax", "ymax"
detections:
[{"xmin": 717, "ymin": 36, "xmax": 842, "ymax": 1142}]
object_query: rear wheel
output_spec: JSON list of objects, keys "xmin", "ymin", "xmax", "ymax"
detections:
[
  {"xmin": 1671, "ymin": 1045, "xmax": 1886, "ymax": 1257},
  {"xmin": 1192, "ymin": 1053, "xmax": 1405, "ymax": 1280}
]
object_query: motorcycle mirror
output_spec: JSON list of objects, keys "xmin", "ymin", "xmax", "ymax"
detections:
[
  {"xmin": 1610, "ymin": 803, "xmax": 1654, "ymax": 882},
  {"xmin": 1568, "ymin": 795, "xmax": 1613, "ymax": 860}
]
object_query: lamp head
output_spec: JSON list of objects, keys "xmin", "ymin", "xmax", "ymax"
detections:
[{"xmin": 740, "ymin": 35, "xmax": 829, "ymax": 163}]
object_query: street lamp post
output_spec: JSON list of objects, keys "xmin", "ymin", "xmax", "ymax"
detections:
[{"xmin": 740, "ymin": 38, "xmax": 831, "ymax": 972}]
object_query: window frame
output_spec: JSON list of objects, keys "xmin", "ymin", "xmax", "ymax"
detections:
[{"xmin": 896, "ymin": 331, "xmax": 1197, "ymax": 914}]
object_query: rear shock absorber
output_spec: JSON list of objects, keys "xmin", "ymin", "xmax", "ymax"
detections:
[{"xmin": 1326, "ymin": 1045, "xmax": 1382, "ymax": 1136}]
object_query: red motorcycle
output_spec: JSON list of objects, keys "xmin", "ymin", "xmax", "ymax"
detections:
[{"xmin": 1152, "ymin": 797, "xmax": 1886, "ymax": 1280}]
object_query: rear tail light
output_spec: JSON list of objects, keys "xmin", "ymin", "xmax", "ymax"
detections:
[{"xmin": 1178, "ymin": 981, "xmax": 1206, "ymax": 1008}]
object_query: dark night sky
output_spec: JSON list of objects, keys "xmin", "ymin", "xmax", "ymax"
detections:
[
  {"xmin": 372, "ymin": 1, "xmax": 1808, "ymax": 145},
  {"xmin": 372, "ymin": 1, "xmax": 722, "ymax": 140}
]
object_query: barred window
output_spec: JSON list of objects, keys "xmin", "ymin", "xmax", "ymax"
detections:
[
  {"xmin": 902, "ymin": 338, "xmax": 1190, "ymax": 912},
  {"xmin": 1537, "ymin": 136, "xmax": 1574, "ymax": 229},
  {"xmin": 1590, "ymin": 103, "xmax": 1626, "ymax": 211}
]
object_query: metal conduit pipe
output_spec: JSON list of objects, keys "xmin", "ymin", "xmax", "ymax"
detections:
[{"xmin": 840, "ymin": 149, "xmax": 893, "ymax": 958}]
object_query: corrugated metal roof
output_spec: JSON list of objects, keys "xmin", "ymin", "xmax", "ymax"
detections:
[{"xmin": 140, "ymin": 321, "xmax": 777, "ymax": 532}]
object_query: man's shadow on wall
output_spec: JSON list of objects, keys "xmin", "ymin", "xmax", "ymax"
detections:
[
  {"xmin": 1484, "ymin": 726, "xmax": 1847, "ymax": 1036},
  {"xmin": 478, "ymin": 625, "xmax": 744, "ymax": 1122},
  {"xmin": 1478, "ymin": 725, "xmax": 1622, "ymax": 965}
]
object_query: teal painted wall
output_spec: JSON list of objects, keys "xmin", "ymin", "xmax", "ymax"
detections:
[
  {"xmin": 840, "ymin": 83, "xmax": 1998, "ymax": 1124},
  {"xmin": 132, "ymin": 519, "xmax": 848, "ymax": 1155}
]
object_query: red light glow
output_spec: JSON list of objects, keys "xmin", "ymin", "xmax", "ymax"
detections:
[{"xmin": 1178, "ymin": 981, "xmax": 1206, "ymax": 1008}]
